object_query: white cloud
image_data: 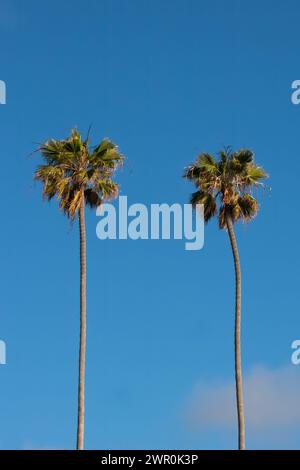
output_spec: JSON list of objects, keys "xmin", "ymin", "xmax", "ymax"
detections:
[
  {"xmin": 22, "ymin": 442, "xmax": 63, "ymax": 450},
  {"xmin": 184, "ymin": 365, "xmax": 300, "ymax": 431}
]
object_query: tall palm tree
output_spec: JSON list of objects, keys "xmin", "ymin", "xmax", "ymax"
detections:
[
  {"xmin": 184, "ymin": 148, "xmax": 267, "ymax": 450},
  {"xmin": 34, "ymin": 128, "xmax": 123, "ymax": 450}
]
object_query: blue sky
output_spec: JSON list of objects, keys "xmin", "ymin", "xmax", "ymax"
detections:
[{"xmin": 0, "ymin": 0, "xmax": 300, "ymax": 449}]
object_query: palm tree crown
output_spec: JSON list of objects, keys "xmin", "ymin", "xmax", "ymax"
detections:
[
  {"xmin": 184, "ymin": 148, "xmax": 267, "ymax": 227},
  {"xmin": 35, "ymin": 128, "xmax": 123, "ymax": 219}
]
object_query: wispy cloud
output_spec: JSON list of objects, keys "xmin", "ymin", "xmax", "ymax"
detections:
[
  {"xmin": 22, "ymin": 442, "xmax": 64, "ymax": 450},
  {"xmin": 184, "ymin": 365, "xmax": 300, "ymax": 431}
]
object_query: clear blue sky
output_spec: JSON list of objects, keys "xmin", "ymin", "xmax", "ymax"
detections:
[{"xmin": 0, "ymin": 0, "xmax": 300, "ymax": 450}]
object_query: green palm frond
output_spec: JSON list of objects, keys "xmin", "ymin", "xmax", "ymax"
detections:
[
  {"xmin": 197, "ymin": 153, "xmax": 218, "ymax": 171},
  {"xmin": 242, "ymin": 165, "xmax": 267, "ymax": 185},
  {"xmin": 184, "ymin": 153, "xmax": 219, "ymax": 180},
  {"xmin": 91, "ymin": 179, "xmax": 119, "ymax": 200},
  {"xmin": 84, "ymin": 189, "xmax": 102, "ymax": 208},
  {"xmin": 184, "ymin": 147, "xmax": 268, "ymax": 229},
  {"xmin": 190, "ymin": 191, "xmax": 217, "ymax": 222},
  {"xmin": 91, "ymin": 139, "xmax": 123, "ymax": 169},
  {"xmin": 232, "ymin": 149, "xmax": 254, "ymax": 165},
  {"xmin": 238, "ymin": 194, "xmax": 258, "ymax": 221},
  {"xmin": 34, "ymin": 128, "xmax": 123, "ymax": 220}
]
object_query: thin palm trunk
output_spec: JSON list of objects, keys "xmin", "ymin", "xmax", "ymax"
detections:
[
  {"xmin": 226, "ymin": 214, "xmax": 245, "ymax": 450},
  {"xmin": 77, "ymin": 200, "xmax": 86, "ymax": 450}
]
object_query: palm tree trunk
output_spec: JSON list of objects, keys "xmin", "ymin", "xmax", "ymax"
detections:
[
  {"xmin": 226, "ymin": 214, "xmax": 245, "ymax": 450},
  {"xmin": 77, "ymin": 201, "xmax": 87, "ymax": 450}
]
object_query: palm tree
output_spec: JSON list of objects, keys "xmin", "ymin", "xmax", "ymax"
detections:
[
  {"xmin": 34, "ymin": 128, "xmax": 123, "ymax": 450},
  {"xmin": 184, "ymin": 148, "xmax": 267, "ymax": 450}
]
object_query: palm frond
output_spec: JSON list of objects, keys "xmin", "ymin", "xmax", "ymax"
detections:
[
  {"xmin": 242, "ymin": 165, "xmax": 267, "ymax": 185},
  {"xmin": 238, "ymin": 194, "xmax": 258, "ymax": 221},
  {"xmin": 232, "ymin": 149, "xmax": 254, "ymax": 165},
  {"xmin": 184, "ymin": 146, "xmax": 268, "ymax": 229},
  {"xmin": 190, "ymin": 191, "xmax": 217, "ymax": 222},
  {"xmin": 84, "ymin": 189, "xmax": 101, "ymax": 208},
  {"xmin": 34, "ymin": 129, "xmax": 123, "ymax": 219}
]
